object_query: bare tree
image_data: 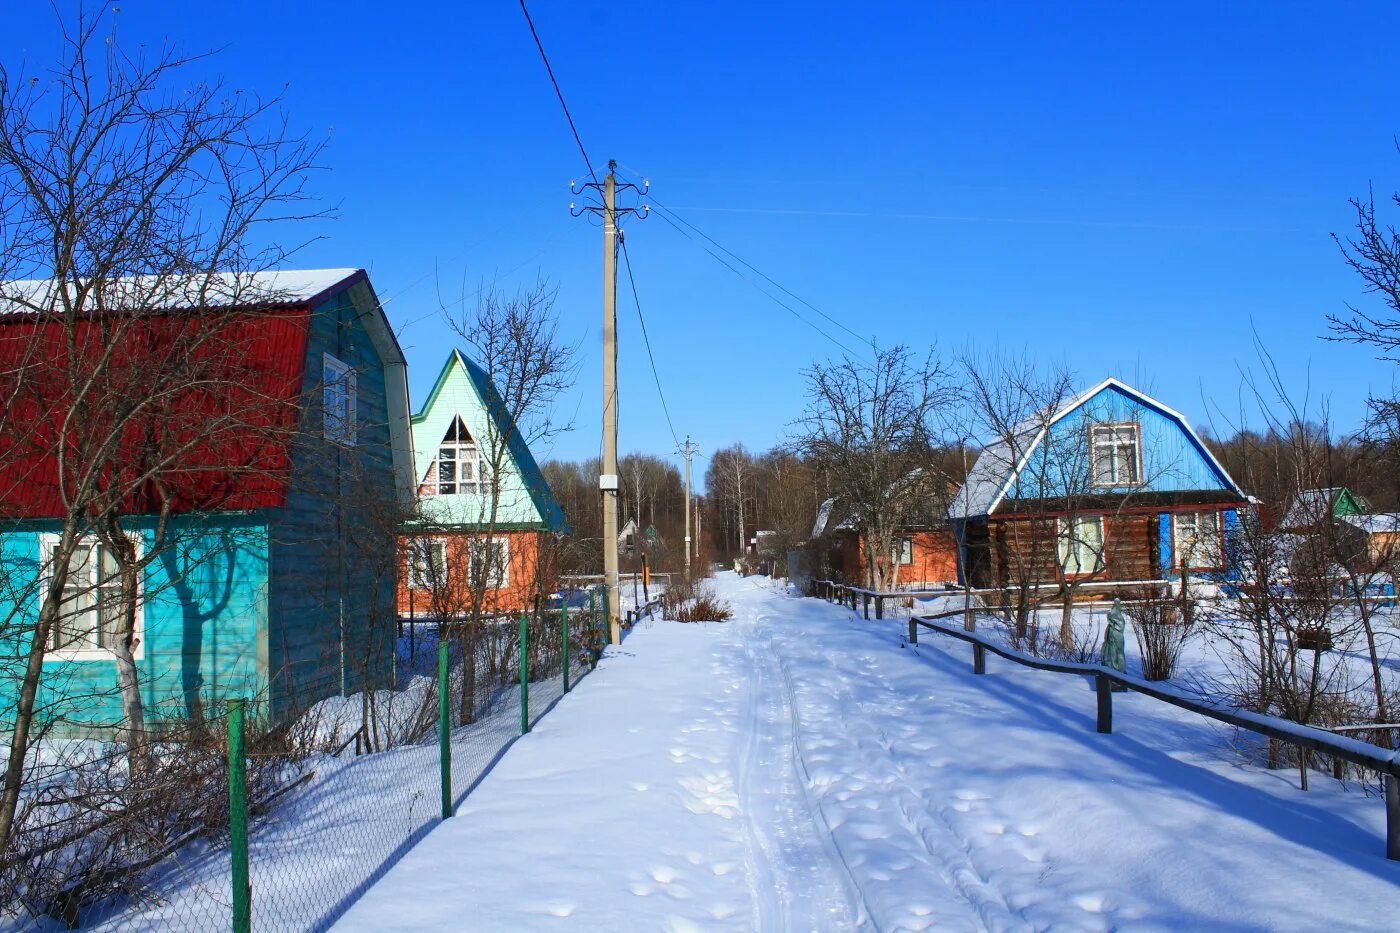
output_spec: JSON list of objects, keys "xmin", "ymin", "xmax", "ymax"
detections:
[
  {"xmin": 792, "ymin": 345, "xmax": 954, "ymax": 591},
  {"xmin": 441, "ymin": 281, "xmax": 574, "ymax": 724},
  {"xmin": 0, "ymin": 6, "xmax": 322, "ymax": 854}
]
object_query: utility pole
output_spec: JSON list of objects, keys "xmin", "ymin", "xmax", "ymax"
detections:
[
  {"xmin": 601, "ymin": 168, "xmax": 620, "ymax": 643},
  {"xmin": 680, "ymin": 436, "xmax": 697, "ymax": 582},
  {"xmin": 572, "ymin": 161, "xmax": 647, "ymax": 644}
]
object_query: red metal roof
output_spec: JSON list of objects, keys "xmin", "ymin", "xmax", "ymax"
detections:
[{"xmin": 0, "ymin": 307, "xmax": 311, "ymax": 518}]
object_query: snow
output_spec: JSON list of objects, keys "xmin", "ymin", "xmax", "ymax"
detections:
[
  {"xmin": 0, "ymin": 269, "xmax": 361, "ymax": 314},
  {"xmin": 334, "ymin": 573, "xmax": 1400, "ymax": 932}
]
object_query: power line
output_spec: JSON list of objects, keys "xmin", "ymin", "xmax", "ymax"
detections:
[
  {"xmin": 615, "ymin": 168, "xmax": 867, "ymax": 356},
  {"xmin": 644, "ymin": 200, "xmax": 861, "ymax": 357},
  {"xmin": 619, "ymin": 234, "xmax": 681, "ymax": 449},
  {"xmin": 516, "ymin": 0, "xmax": 597, "ymax": 185},
  {"xmin": 654, "ymin": 196, "xmax": 869, "ymax": 347}
]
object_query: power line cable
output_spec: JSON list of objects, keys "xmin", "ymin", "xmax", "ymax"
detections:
[
  {"xmin": 619, "ymin": 234, "xmax": 681, "ymax": 449},
  {"xmin": 617, "ymin": 167, "xmax": 871, "ymax": 353},
  {"xmin": 643, "ymin": 203, "xmax": 860, "ymax": 357},
  {"xmin": 517, "ymin": 0, "xmax": 598, "ymax": 185}
]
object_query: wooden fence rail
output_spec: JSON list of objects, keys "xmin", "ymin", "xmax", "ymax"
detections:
[{"xmin": 895, "ymin": 606, "xmax": 1400, "ymax": 860}]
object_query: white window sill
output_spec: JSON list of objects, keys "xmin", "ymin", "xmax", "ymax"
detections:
[{"xmin": 45, "ymin": 648, "xmax": 144, "ymax": 663}]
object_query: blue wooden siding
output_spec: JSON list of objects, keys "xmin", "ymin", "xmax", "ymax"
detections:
[
  {"xmin": 0, "ymin": 514, "xmax": 268, "ymax": 730},
  {"xmin": 1008, "ymin": 384, "xmax": 1234, "ymax": 501},
  {"xmin": 265, "ymin": 288, "xmax": 397, "ymax": 721}
]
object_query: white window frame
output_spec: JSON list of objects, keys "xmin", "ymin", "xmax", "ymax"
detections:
[
  {"xmin": 896, "ymin": 538, "xmax": 914, "ymax": 566},
  {"xmin": 1172, "ymin": 510, "xmax": 1224, "ymax": 571},
  {"xmin": 407, "ymin": 537, "xmax": 448, "ymax": 589},
  {"xmin": 1090, "ymin": 423, "xmax": 1142, "ymax": 488},
  {"xmin": 420, "ymin": 416, "xmax": 489, "ymax": 496},
  {"xmin": 468, "ymin": 537, "xmax": 510, "ymax": 589},
  {"xmin": 38, "ymin": 533, "xmax": 144, "ymax": 662},
  {"xmin": 323, "ymin": 352, "xmax": 358, "ymax": 446},
  {"xmin": 1057, "ymin": 515, "xmax": 1105, "ymax": 576}
]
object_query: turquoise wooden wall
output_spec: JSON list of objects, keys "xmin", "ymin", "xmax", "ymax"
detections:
[
  {"xmin": 265, "ymin": 288, "xmax": 397, "ymax": 721},
  {"xmin": 1008, "ymin": 384, "xmax": 1235, "ymax": 501},
  {"xmin": 0, "ymin": 514, "xmax": 268, "ymax": 731}
]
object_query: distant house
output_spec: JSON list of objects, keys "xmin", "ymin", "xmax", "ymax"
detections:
[
  {"xmin": 399, "ymin": 350, "xmax": 566, "ymax": 617},
  {"xmin": 1335, "ymin": 513, "xmax": 1400, "ymax": 571},
  {"xmin": 949, "ymin": 378, "xmax": 1248, "ymax": 592},
  {"xmin": 810, "ymin": 479, "xmax": 962, "ymax": 588},
  {"xmin": 1281, "ymin": 487, "xmax": 1368, "ymax": 532},
  {"xmin": 0, "ymin": 269, "xmax": 414, "ymax": 728},
  {"xmin": 619, "ymin": 518, "xmax": 639, "ymax": 556}
]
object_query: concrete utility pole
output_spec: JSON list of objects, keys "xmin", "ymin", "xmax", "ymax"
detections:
[
  {"xmin": 600, "ymin": 166, "xmax": 621, "ymax": 643},
  {"xmin": 680, "ymin": 436, "xmax": 697, "ymax": 581},
  {"xmin": 572, "ymin": 161, "xmax": 646, "ymax": 643}
]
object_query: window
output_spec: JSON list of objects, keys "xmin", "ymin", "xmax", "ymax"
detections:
[
  {"xmin": 323, "ymin": 353, "xmax": 357, "ymax": 445},
  {"xmin": 896, "ymin": 538, "xmax": 914, "ymax": 565},
  {"xmin": 39, "ymin": 534, "xmax": 142, "ymax": 659},
  {"xmin": 419, "ymin": 417, "xmax": 488, "ymax": 496},
  {"xmin": 407, "ymin": 538, "xmax": 448, "ymax": 589},
  {"xmin": 1057, "ymin": 515, "xmax": 1105, "ymax": 575},
  {"xmin": 1173, "ymin": 510, "xmax": 1223, "ymax": 570},
  {"xmin": 1091, "ymin": 423, "xmax": 1140, "ymax": 487},
  {"xmin": 467, "ymin": 538, "xmax": 509, "ymax": 589}
]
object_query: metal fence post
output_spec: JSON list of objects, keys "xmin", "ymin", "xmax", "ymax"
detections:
[
  {"xmin": 1387, "ymin": 773, "xmax": 1399, "ymax": 861},
  {"xmin": 227, "ymin": 698, "xmax": 250, "ymax": 933},
  {"xmin": 520, "ymin": 613, "xmax": 530, "ymax": 734},
  {"xmin": 439, "ymin": 638, "xmax": 451, "ymax": 819},
  {"xmin": 1095, "ymin": 674, "xmax": 1113, "ymax": 734},
  {"xmin": 562, "ymin": 605, "xmax": 571, "ymax": 693}
]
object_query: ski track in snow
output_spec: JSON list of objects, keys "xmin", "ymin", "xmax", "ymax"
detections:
[{"xmin": 335, "ymin": 573, "xmax": 1399, "ymax": 932}]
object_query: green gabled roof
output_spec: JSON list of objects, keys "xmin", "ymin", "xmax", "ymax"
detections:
[{"xmin": 411, "ymin": 350, "xmax": 567, "ymax": 533}]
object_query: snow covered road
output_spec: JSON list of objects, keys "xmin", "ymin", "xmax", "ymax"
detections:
[{"xmin": 335, "ymin": 573, "xmax": 1398, "ymax": 932}]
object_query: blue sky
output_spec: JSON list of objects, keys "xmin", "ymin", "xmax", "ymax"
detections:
[{"xmin": 11, "ymin": 3, "xmax": 1400, "ymax": 483}]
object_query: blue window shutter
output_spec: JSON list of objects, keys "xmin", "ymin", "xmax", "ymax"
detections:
[{"xmin": 1158, "ymin": 512, "xmax": 1173, "ymax": 576}]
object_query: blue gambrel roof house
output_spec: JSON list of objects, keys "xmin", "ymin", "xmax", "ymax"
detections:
[{"xmin": 950, "ymin": 377, "xmax": 1249, "ymax": 590}]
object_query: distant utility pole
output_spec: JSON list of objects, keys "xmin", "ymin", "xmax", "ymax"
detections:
[
  {"xmin": 679, "ymin": 437, "xmax": 697, "ymax": 581},
  {"xmin": 572, "ymin": 161, "xmax": 647, "ymax": 644}
]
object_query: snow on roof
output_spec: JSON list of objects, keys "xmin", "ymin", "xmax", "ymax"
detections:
[
  {"xmin": 1281, "ymin": 488, "xmax": 1351, "ymax": 530},
  {"xmin": 1337, "ymin": 513, "xmax": 1400, "ymax": 535},
  {"xmin": 0, "ymin": 269, "xmax": 364, "ymax": 314},
  {"xmin": 811, "ymin": 497, "xmax": 837, "ymax": 539},
  {"xmin": 948, "ymin": 376, "xmax": 1242, "ymax": 520}
]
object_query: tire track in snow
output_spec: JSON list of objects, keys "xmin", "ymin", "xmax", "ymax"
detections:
[
  {"xmin": 768, "ymin": 621, "xmax": 1031, "ymax": 932},
  {"xmin": 732, "ymin": 613, "xmax": 862, "ymax": 931}
]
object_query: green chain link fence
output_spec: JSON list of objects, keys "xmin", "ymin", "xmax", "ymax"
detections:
[{"xmin": 1, "ymin": 589, "xmax": 628, "ymax": 932}]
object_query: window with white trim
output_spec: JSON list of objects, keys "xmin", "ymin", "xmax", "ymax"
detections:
[
  {"xmin": 467, "ymin": 538, "xmax": 509, "ymax": 589},
  {"xmin": 419, "ymin": 416, "xmax": 489, "ymax": 496},
  {"xmin": 1173, "ymin": 510, "xmax": 1223, "ymax": 570},
  {"xmin": 1090, "ymin": 423, "xmax": 1141, "ymax": 487},
  {"xmin": 39, "ymin": 534, "xmax": 143, "ymax": 659},
  {"xmin": 407, "ymin": 537, "xmax": 448, "ymax": 589},
  {"xmin": 1057, "ymin": 515, "xmax": 1105, "ymax": 575},
  {"xmin": 895, "ymin": 538, "xmax": 914, "ymax": 565},
  {"xmin": 323, "ymin": 353, "xmax": 357, "ymax": 445}
]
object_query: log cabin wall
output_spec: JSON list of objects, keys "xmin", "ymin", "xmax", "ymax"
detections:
[{"xmin": 984, "ymin": 512, "xmax": 1160, "ymax": 590}]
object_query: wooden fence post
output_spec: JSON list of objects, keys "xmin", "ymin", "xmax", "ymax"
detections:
[
  {"xmin": 863, "ymin": 593, "xmax": 870, "ymax": 619},
  {"xmin": 1095, "ymin": 675, "xmax": 1113, "ymax": 734},
  {"xmin": 875, "ymin": 596, "xmax": 883, "ymax": 619},
  {"xmin": 973, "ymin": 643, "xmax": 986, "ymax": 675},
  {"xmin": 908, "ymin": 618, "xmax": 918, "ymax": 644}
]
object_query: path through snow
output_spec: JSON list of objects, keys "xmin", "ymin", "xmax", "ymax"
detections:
[{"xmin": 335, "ymin": 573, "xmax": 1398, "ymax": 932}]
